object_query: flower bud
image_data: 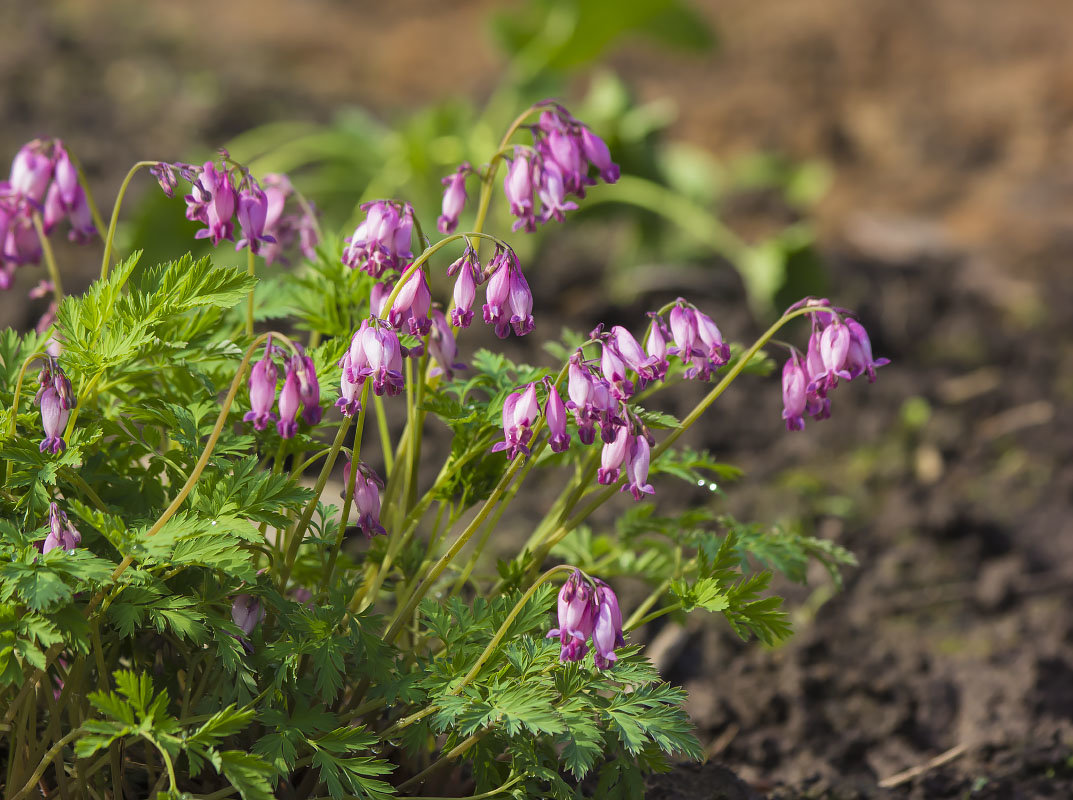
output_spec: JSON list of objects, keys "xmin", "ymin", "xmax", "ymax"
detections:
[
  {"xmin": 42, "ymin": 503, "xmax": 81, "ymax": 554},
  {"xmin": 437, "ymin": 164, "xmax": 469, "ymax": 235}
]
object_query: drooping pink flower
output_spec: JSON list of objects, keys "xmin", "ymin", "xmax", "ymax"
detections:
[
  {"xmin": 231, "ymin": 594, "xmax": 265, "ymax": 654},
  {"xmin": 336, "ymin": 351, "xmax": 363, "ymax": 417},
  {"xmin": 536, "ymin": 161, "xmax": 578, "ymax": 224},
  {"xmin": 437, "ymin": 163, "xmax": 470, "ymax": 235},
  {"xmin": 844, "ymin": 318, "xmax": 890, "ymax": 383},
  {"xmin": 594, "ymin": 580, "xmax": 625, "ymax": 648},
  {"xmin": 592, "ymin": 601, "xmax": 619, "ymax": 670},
  {"xmin": 544, "ymin": 378, "xmax": 570, "ymax": 453},
  {"xmin": 361, "ymin": 323, "xmax": 405, "ymax": 397},
  {"xmin": 503, "ymin": 149, "xmax": 537, "ymax": 233},
  {"xmin": 490, "ymin": 383, "xmax": 541, "ymax": 460},
  {"xmin": 580, "ymin": 127, "xmax": 620, "ymax": 184},
  {"xmin": 597, "ymin": 425, "xmax": 631, "ymax": 485},
  {"xmin": 10, "ymin": 141, "xmax": 53, "ymax": 204},
  {"xmin": 506, "ymin": 257, "xmax": 534, "ymax": 336},
  {"xmin": 243, "ymin": 344, "xmax": 278, "ymax": 431},
  {"xmin": 645, "ymin": 313, "xmax": 671, "ymax": 381},
  {"xmin": 448, "ymin": 248, "xmax": 480, "ymax": 328},
  {"xmin": 621, "ymin": 435, "xmax": 655, "ymax": 501},
  {"xmin": 236, "ymin": 184, "xmax": 277, "ymax": 254},
  {"xmin": 294, "ymin": 351, "xmax": 322, "ymax": 425},
  {"xmin": 276, "ymin": 363, "xmax": 301, "ymax": 439},
  {"xmin": 546, "ymin": 570, "xmax": 595, "ymax": 663},
  {"xmin": 342, "ymin": 201, "xmax": 414, "ymax": 278},
  {"xmin": 346, "ymin": 461, "xmax": 387, "ymax": 539},
  {"xmin": 37, "ymin": 386, "xmax": 69, "ymax": 455},
  {"xmin": 193, "ymin": 161, "xmax": 236, "ymax": 246},
  {"xmin": 781, "ymin": 352, "xmax": 808, "ymax": 432},
  {"xmin": 482, "ymin": 250, "xmax": 512, "ymax": 338},
  {"xmin": 387, "ymin": 268, "xmax": 432, "ymax": 337},
  {"xmin": 42, "ymin": 503, "xmax": 81, "ymax": 554}
]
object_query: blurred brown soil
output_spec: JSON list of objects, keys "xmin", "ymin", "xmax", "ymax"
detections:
[{"xmin": 4, "ymin": 1, "xmax": 1073, "ymax": 797}]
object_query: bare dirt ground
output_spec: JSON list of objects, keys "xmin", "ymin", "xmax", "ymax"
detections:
[{"xmin": 4, "ymin": 1, "xmax": 1073, "ymax": 796}]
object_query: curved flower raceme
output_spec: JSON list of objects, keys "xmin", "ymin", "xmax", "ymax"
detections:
[
  {"xmin": 1, "ymin": 139, "xmax": 96, "ymax": 289},
  {"xmin": 493, "ymin": 102, "xmax": 619, "ymax": 233},
  {"xmin": 342, "ymin": 200, "xmax": 414, "ymax": 279},
  {"xmin": 779, "ymin": 298, "xmax": 889, "ymax": 431},
  {"xmin": 155, "ymin": 160, "xmax": 317, "ymax": 262},
  {"xmin": 547, "ymin": 571, "xmax": 625, "ymax": 670}
]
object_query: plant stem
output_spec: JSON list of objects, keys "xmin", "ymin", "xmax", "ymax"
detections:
[
  {"xmin": 396, "ymin": 729, "xmax": 489, "ymax": 793},
  {"xmin": 246, "ymin": 247, "xmax": 256, "ymax": 336},
  {"xmin": 371, "ymin": 391, "xmax": 394, "ymax": 473},
  {"xmin": 3, "ymin": 346, "xmax": 48, "ymax": 484},
  {"xmin": 9, "ymin": 728, "xmax": 82, "ymax": 800},
  {"xmin": 67, "ymin": 150, "xmax": 108, "ymax": 242},
  {"xmin": 320, "ymin": 384, "xmax": 370, "ymax": 593},
  {"xmin": 278, "ymin": 416, "xmax": 353, "ymax": 588},
  {"xmin": 381, "ymin": 454, "xmax": 527, "ymax": 645},
  {"xmin": 625, "ymin": 602, "xmax": 682, "ymax": 631},
  {"xmin": 100, "ymin": 161, "xmax": 156, "ymax": 280},
  {"xmin": 401, "ymin": 775, "xmax": 523, "ymax": 800},
  {"xmin": 32, "ymin": 211, "xmax": 64, "ymax": 300},
  {"xmin": 623, "ymin": 578, "xmax": 672, "ymax": 630},
  {"xmin": 455, "ymin": 565, "xmax": 574, "ymax": 690},
  {"xmin": 87, "ymin": 331, "xmax": 276, "ymax": 595}
]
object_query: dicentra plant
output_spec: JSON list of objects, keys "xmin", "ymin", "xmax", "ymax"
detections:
[{"xmin": 0, "ymin": 102, "xmax": 879, "ymax": 800}]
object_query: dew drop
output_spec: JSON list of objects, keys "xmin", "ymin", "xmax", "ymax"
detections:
[
  {"xmin": 708, "ymin": 482, "xmax": 718, "ymax": 492},
  {"xmin": 210, "ymin": 520, "xmax": 218, "ymax": 526},
  {"xmin": 696, "ymin": 479, "xmax": 705, "ymax": 487}
]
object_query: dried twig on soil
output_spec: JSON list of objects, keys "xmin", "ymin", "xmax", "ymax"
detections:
[{"xmin": 877, "ymin": 743, "xmax": 967, "ymax": 789}]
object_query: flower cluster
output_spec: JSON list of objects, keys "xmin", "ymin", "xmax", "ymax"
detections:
[
  {"xmin": 343, "ymin": 460, "xmax": 387, "ymax": 539},
  {"xmin": 780, "ymin": 298, "xmax": 889, "ymax": 431},
  {"xmin": 438, "ymin": 102, "xmax": 620, "ymax": 235},
  {"xmin": 547, "ymin": 570, "xmax": 625, "ymax": 670},
  {"xmin": 337, "ymin": 319, "xmax": 407, "ymax": 416},
  {"xmin": 1, "ymin": 139, "xmax": 96, "ymax": 288},
  {"xmin": 342, "ymin": 200, "xmax": 414, "ymax": 279},
  {"xmin": 34, "ymin": 358, "xmax": 76, "ymax": 455},
  {"xmin": 40, "ymin": 503, "xmax": 81, "ymax": 554},
  {"xmin": 154, "ymin": 158, "xmax": 317, "ymax": 263},
  {"xmin": 447, "ymin": 244, "xmax": 535, "ymax": 340},
  {"xmin": 491, "ymin": 298, "xmax": 732, "ymax": 501},
  {"xmin": 243, "ymin": 338, "xmax": 322, "ymax": 438}
]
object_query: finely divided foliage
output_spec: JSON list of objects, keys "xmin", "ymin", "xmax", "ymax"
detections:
[{"xmin": 0, "ymin": 101, "xmax": 878, "ymax": 800}]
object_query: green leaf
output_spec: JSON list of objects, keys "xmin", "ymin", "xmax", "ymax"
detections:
[
  {"xmin": 670, "ymin": 577, "xmax": 729, "ymax": 614},
  {"xmin": 213, "ymin": 750, "xmax": 276, "ymax": 800}
]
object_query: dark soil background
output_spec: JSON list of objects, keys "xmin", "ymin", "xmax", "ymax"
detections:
[{"xmin": 4, "ymin": 1, "xmax": 1073, "ymax": 797}]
